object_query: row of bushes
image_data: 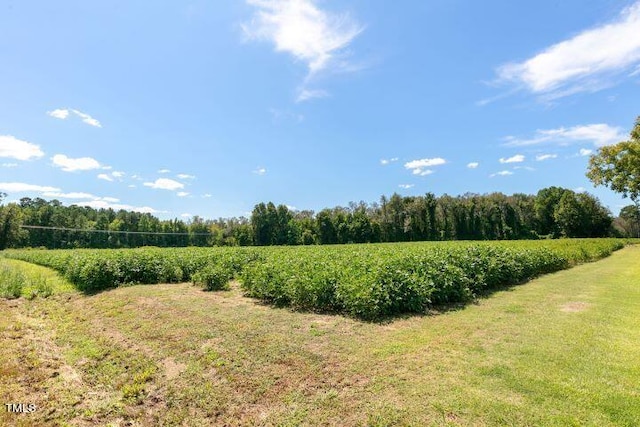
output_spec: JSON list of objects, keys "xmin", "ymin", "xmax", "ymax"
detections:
[
  {"xmin": 240, "ymin": 240, "xmax": 623, "ymax": 319},
  {"xmin": 2, "ymin": 239, "xmax": 626, "ymax": 318},
  {"xmin": 3, "ymin": 247, "xmax": 261, "ymax": 293}
]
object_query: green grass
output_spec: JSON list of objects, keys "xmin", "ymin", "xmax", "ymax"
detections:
[{"xmin": 1, "ymin": 245, "xmax": 639, "ymax": 425}]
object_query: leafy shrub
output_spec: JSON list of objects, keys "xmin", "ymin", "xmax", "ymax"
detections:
[
  {"xmin": 192, "ymin": 265, "xmax": 232, "ymax": 291},
  {"xmin": 0, "ymin": 266, "xmax": 25, "ymax": 299}
]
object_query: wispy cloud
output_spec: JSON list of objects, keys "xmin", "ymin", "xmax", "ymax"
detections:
[
  {"xmin": 504, "ymin": 124, "xmax": 625, "ymax": 147},
  {"xmin": 0, "ymin": 135, "xmax": 44, "ymax": 161},
  {"xmin": 398, "ymin": 184, "xmax": 414, "ymax": 189},
  {"xmin": 268, "ymin": 108, "xmax": 305, "ymax": 123},
  {"xmin": 47, "ymin": 109, "xmax": 69, "ymax": 119},
  {"xmin": 112, "ymin": 171, "xmax": 125, "ymax": 178},
  {"xmin": 158, "ymin": 169, "xmax": 171, "ymax": 174},
  {"xmin": 243, "ymin": 0, "xmax": 364, "ymax": 101},
  {"xmin": 181, "ymin": 213, "xmax": 193, "ymax": 218},
  {"xmin": 296, "ymin": 88, "xmax": 329, "ymax": 102},
  {"xmin": 97, "ymin": 173, "xmax": 114, "ymax": 182},
  {"xmin": 495, "ymin": 2, "xmax": 640, "ymax": 100},
  {"xmin": 499, "ymin": 154, "xmax": 525, "ymax": 164},
  {"xmin": 71, "ymin": 109, "xmax": 102, "ymax": 127},
  {"xmin": 380, "ymin": 157, "xmax": 399, "ymax": 166},
  {"xmin": 79, "ymin": 199, "xmax": 160, "ymax": 214},
  {"xmin": 467, "ymin": 162, "xmax": 479, "ymax": 169},
  {"xmin": 579, "ymin": 148, "xmax": 593, "ymax": 156},
  {"xmin": 176, "ymin": 173, "xmax": 196, "ymax": 180},
  {"xmin": 1, "ymin": 163, "xmax": 18, "ymax": 168},
  {"xmin": 490, "ymin": 170, "xmax": 514, "ymax": 177},
  {"xmin": 143, "ymin": 178, "xmax": 185, "ymax": 191},
  {"xmin": 535, "ymin": 154, "xmax": 557, "ymax": 161},
  {"xmin": 52, "ymin": 154, "xmax": 104, "ymax": 172},
  {"xmin": 253, "ymin": 167, "xmax": 267, "ymax": 175},
  {"xmin": 41, "ymin": 192, "xmax": 121, "ymax": 204},
  {"xmin": 0, "ymin": 182, "xmax": 60, "ymax": 193},
  {"xmin": 177, "ymin": 192, "xmax": 189, "ymax": 197},
  {"xmin": 48, "ymin": 108, "xmax": 102, "ymax": 127}
]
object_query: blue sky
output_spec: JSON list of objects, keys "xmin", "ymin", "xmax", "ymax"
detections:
[{"xmin": 1, "ymin": 0, "xmax": 640, "ymax": 220}]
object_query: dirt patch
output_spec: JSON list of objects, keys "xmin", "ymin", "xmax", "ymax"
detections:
[
  {"xmin": 560, "ymin": 302, "xmax": 590, "ymax": 312},
  {"xmin": 162, "ymin": 357, "xmax": 187, "ymax": 380}
]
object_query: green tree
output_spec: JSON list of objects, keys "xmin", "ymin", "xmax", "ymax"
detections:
[
  {"xmin": 617, "ymin": 205, "xmax": 640, "ymax": 237},
  {"xmin": 587, "ymin": 116, "xmax": 640, "ymax": 209},
  {"xmin": 0, "ymin": 203, "xmax": 26, "ymax": 249}
]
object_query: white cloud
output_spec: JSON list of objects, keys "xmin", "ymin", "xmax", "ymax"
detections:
[
  {"xmin": 504, "ymin": 124, "xmax": 625, "ymax": 147},
  {"xmin": 496, "ymin": 2, "xmax": 640, "ymax": 99},
  {"xmin": 513, "ymin": 166, "xmax": 536, "ymax": 171},
  {"xmin": 71, "ymin": 109, "xmax": 102, "ymax": 128},
  {"xmin": 52, "ymin": 154, "xmax": 103, "ymax": 172},
  {"xmin": 0, "ymin": 135, "xmax": 44, "ymax": 160},
  {"xmin": 412, "ymin": 169, "xmax": 434, "ymax": 176},
  {"xmin": 41, "ymin": 192, "xmax": 121, "ymax": 205},
  {"xmin": 158, "ymin": 169, "xmax": 171, "ymax": 174},
  {"xmin": 499, "ymin": 154, "xmax": 525, "ymax": 164},
  {"xmin": 405, "ymin": 158, "xmax": 447, "ymax": 169},
  {"xmin": 112, "ymin": 171, "xmax": 125, "ymax": 178},
  {"xmin": 490, "ymin": 170, "xmax": 514, "ymax": 177},
  {"xmin": 404, "ymin": 157, "xmax": 445, "ymax": 176},
  {"xmin": 143, "ymin": 178, "xmax": 185, "ymax": 191},
  {"xmin": 177, "ymin": 191, "xmax": 189, "ymax": 197},
  {"xmin": 97, "ymin": 173, "xmax": 114, "ymax": 182},
  {"xmin": 296, "ymin": 88, "xmax": 329, "ymax": 102},
  {"xmin": 80, "ymin": 199, "xmax": 159, "ymax": 214},
  {"xmin": 47, "ymin": 109, "xmax": 69, "ymax": 119},
  {"xmin": 467, "ymin": 162, "xmax": 479, "ymax": 169},
  {"xmin": 48, "ymin": 108, "xmax": 102, "ymax": 127},
  {"xmin": 0, "ymin": 182, "xmax": 60, "ymax": 193},
  {"xmin": 2, "ymin": 163, "xmax": 18, "ymax": 168},
  {"xmin": 128, "ymin": 184, "xmax": 136, "ymax": 188},
  {"xmin": 181, "ymin": 213, "xmax": 193, "ymax": 218},
  {"xmin": 202, "ymin": 193, "xmax": 212, "ymax": 198},
  {"xmin": 42, "ymin": 191, "xmax": 96, "ymax": 199},
  {"xmin": 574, "ymin": 187, "xmax": 587, "ymax": 193},
  {"xmin": 535, "ymin": 154, "xmax": 557, "ymax": 161},
  {"xmin": 579, "ymin": 148, "xmax": 594, "ymax": 156},
  {"xmin": 398, "ymin": 184, "xmax": 414, "ymax": 189},
  {"xmin": 243, "ymin": 0, "xmax": 364, "ymax": 101},
  {"xmin": 253, "ymin": 167, "xmax": 267, "ymax": 175},
  {"xmin": 404, "ymin": 157, "xmax": 446, "ymax": 170},
  {"xmin": 380, "ymin": 157, "xmax": 399, "ymax": 166},
  {"xmin": 176, "ymin": 173, "xmax": 196, "ymax": 179}
]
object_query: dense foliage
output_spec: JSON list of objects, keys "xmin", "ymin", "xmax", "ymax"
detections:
[
  {"xmin": 3, "ymin": 239, "xmax": 626, "ymax": 319},
  {"xmin": 0, "ymin": 186, "xmax": 620, "ymax": 250},
  {"xmin": 587, "ymin": 116, "xmax": 640, "ymax": 205}
]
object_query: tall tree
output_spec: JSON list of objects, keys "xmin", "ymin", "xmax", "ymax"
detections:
[{"xmin": 587, "ymin": 116, "xmax": 640, "ymax": 214}]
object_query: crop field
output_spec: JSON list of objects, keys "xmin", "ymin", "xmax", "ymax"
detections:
[
  {"xmin": 0, "ymin": 240, "xmax": 639, "ymax": 426},
  {"xmin": 2, "ymin": 239, "xmax": 626, "ymax": 319}
]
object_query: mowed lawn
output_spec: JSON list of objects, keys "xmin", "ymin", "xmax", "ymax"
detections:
[{"xmin": 1, "ymin": 246, "xmax": 639, "ymax": 426}]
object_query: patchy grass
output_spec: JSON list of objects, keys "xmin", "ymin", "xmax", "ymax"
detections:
[{"xmin": 1, "ymin": 246, "xmax": 639, "ymax": 425}]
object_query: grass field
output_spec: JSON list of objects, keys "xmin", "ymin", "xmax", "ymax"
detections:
[{"xmin": 1, "ymin": 245, "xmax": 639, "ymax": 426}]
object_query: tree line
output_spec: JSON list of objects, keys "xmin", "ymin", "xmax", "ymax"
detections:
[{"xmin": 0, "ymin": 186, "xmax": 636, "ymax": 250}]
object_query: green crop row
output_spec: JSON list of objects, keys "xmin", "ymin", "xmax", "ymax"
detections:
[
  {"xmin": 2, "ymin": 239, "xmax": 627, "ymax": 318},
  {"xmin": 1, "ymin": 247, "xmax": 261, "ymax": 293}
]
